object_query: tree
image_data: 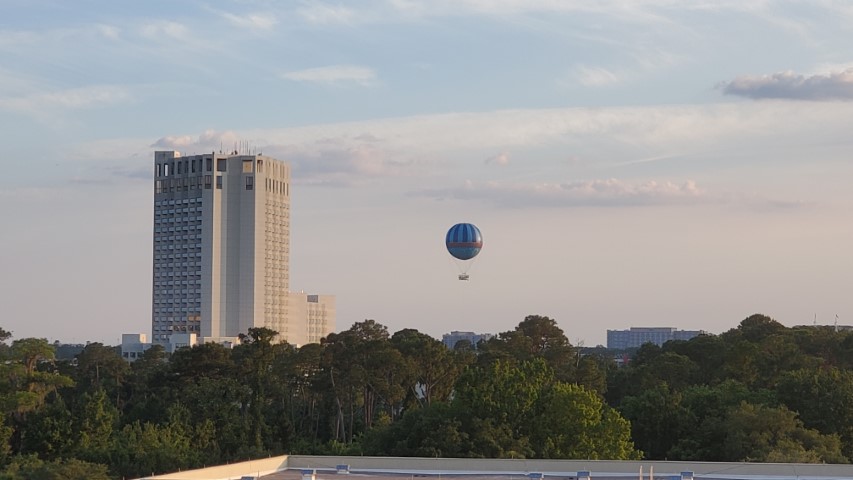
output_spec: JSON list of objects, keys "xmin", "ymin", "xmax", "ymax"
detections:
[
  {"xmin": 391, "ymin": 329, "xmax": 470, "ymax": 408},
  {"xmin": 73, "ymin": 388, "xmax": 117, "ymax": 464},
  {"xmin": 17, "ymin": 396, "xmax": 73, "ymax": 459},
  {"xmin": 455, "ymin": 359, "xmax": 553, "ymax": 438},
  {"xmin": 234, "ymin": 327, "xmax": 280, "ymax": 452},
  {"xmin": 363, "ymin": 402, "xmax": 471, "ymax": 457},
  {"xmin": 574, "ymin": 354, "xmax": 609, "ymax": 396},
  {"xmin": 531, "ymin": 382, "xmax": 640, "ymax": 459},
  {"xmin": 723, "ymin": 402, "xmax": 846, "ymax": 463},
  {"xmin": 776, "ymin": 367, "xmax": 853, "ymax": 458},
  {"xmin": 273, "ymin": 342, "xmax": 323, "ymax": 447},
  {"xmin": 110, "ymin": 404, "xmax": 202, "ymax": 479},
  {"xmin": 0, "ymin": 338, "xmax": 73, "ymax": 457},
  {"xmin": 732, "ymin": 314, "xmax": 787, "ymax": 343},
  {"xmin": 481, "ymin": 316, "xmax": 576, "ymax": 380},
  {"xmin": 666, "ymin": 380, "xmax": 775, "ymax": 461},
  {"xmin": 122, "ymin": 344, "xmax": 169, "ymax": 425},
  {"xmin": 619, "ymin": 383, "xmax": 688, "ymax": 459},
  {"xmin": 0, "ymin": 455, "xmax": 110, "ymax": 480},
  {"xmin": 665, "ymin": 334, "xmax": 726, "ymax": 385},
  {"xmin": 74, "ymin": 343, "xmax": 129, "ymax": 408},
  {"xmin": 320, "ymin": 320, "xmax": 406, "ymax": 443}
]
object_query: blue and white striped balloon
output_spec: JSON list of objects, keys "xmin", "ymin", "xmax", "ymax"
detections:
[{"xmin": 445, "ymin": 223, "xmax": 483, "ymax": 260}]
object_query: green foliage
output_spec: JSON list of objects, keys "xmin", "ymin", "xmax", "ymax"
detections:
[
  {"xmin": 18, "ymin": 396, "xmax": 73, "ymax": 459},
  {"xmin": 723, "ymin": 402, "xmax": 846, "ymax": 463},
  {"xmin": 619, "ymin": 384, "xmax": 688, "ymax": 459},
  {"xmin": 73, "ymin": 388, "xmax": 117, "ymax": 463},
  {"xmin": 3, "ymin": 312, "xmax": 853, "ymax": 471},
  {"xmin": 110, "ymin": 409, "xmax": 201, "ymax": 479},
  {"xmin": 363, "ymin": 403, "xmax": 471, "ymax": 457},
  {"xmin": 479, "ymin": 315, "xmax": 577, "ymax": 380},
  {"xmin": 532, "ymin": 382, "xmax": 640, "ymax": 459},
  {"xmin": 0, "ymin": 455, "xmax": 110, "ymax": 480},
  {"xmin": 455, "ymin": 358, "xmax": 638, "ymax": 459},
  {"xmin": 776, "ymin": 366, "xmax": 853, "ymax": 458}
]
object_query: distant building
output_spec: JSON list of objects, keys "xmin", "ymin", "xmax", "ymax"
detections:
[
  {"xmin": 442, "ymin": 331, "xmax": 494, "ymax": 349},
  {"xmin": 52, "ymin": 342, "xmax": 86, "ymax": 361},
  {"xmin": 150, "ymin": 151, "xmax": 335, "ymax": 347},
  {"xmin": 120, "ymin": 334, "xmax": 152, "ymax": 362},
  {"xmin": 606, "ymin": 327, "xmax": 706, "ymax": 349}
]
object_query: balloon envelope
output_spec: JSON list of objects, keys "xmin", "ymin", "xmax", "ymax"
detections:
[{"xmin": 446, "ymin": 223, "xmax": 483, "ymax": 260}]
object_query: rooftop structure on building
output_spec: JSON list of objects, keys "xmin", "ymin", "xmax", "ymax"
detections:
[
  {"xmin": 442, "ymin": 331, "xmax": 494, "ymax": 349},
  {"xmin": 149, "ymin": 150, "xmax": 335, "ymax": 351},
  {"xmin": 606, "ymin": 327, "xmax": 706, "ymax": 349}
]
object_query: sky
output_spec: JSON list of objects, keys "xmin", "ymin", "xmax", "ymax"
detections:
[{"xmin": 2, "ymin": 1, "xmax": 853, "ymax": 347}]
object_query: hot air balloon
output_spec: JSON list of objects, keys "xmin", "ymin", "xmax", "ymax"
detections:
[{"xmin": 446, "ymin": 223, "xmax": 483, "ymax": 280}]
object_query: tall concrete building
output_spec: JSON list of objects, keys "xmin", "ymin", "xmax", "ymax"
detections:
[{"xmin": 152, "ymin": 150, "xmax": 334, "ymax": 348}]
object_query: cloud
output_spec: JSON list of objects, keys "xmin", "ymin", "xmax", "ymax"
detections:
[
  {"xmin": 96, "ymin": 24, "xmax": 120, "ymax": 40},
  {"xmin": 135, "ymin": 98, "xmax": 853, "ymax": 193},
  {"xmin": 574, "ymin": 66, "xmax": 620, "ymax": 87},
  {"xmin": 218, "ymin": 11, "xmax": 278, "ymax": 30},
  {"xmin": 416, "ymin": 178, "xmax": 706, "ymax": 207},
  {"xmin": 720, "ymin": 69, "xmax": 853, "ymax": 100},
  {"xmin": 485, "ymin": 152, "xmax": 510, "ymax": 166},
  {"xmin": 296, "ymin": 4, "xmax": 359, "ymax": 24},
  {"xmin": 0, "ymin": 30, "xmax": 40, "ymax": 50},
  {"xmin": 151, "ymin": 130, "xmax": 241, "ymax": 151},
  {"xmin": 0, "ymin": 85, "xmax": 132, "ymax": 113},
  {"xmin": 152, "ymin": 129, "xmax": 413, "ymax": 186},
  {"xmin": 140, "ymin": 21, "xmax": 189, "ymax": 41},
  {"xmin": 264, "ymin": 138, "xmax": 415, "ymax": 186},
  {"xmin": 108, "ymin": 165, "xmax": 152, "ymax": 181},
  {"xmin": 280, "ymin": 65, "xmax": 378, "ymax": 86}
]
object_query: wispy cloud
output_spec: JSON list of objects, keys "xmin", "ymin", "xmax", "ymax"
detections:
[
  {"xmin": 140, "ymin": 21, "xmax": 189, "ymax": 41},
  {"xmin": 415, "ymin": 178, "xmax": 706, "ymax": 208},
  {"xmin": 573, "ymin": 65, "xmax": 620, "ymax": 87},
  {"xmin": 280, "ymin": 65, "xmax": 378, "ymax": 86},
  {"xmin": 0, "ymin": 30, "xmax": 40, "ymax": 50},
  {"xmin": 485, "ymin": 152, "xmax": 511, "ymax": 166},
  {"xmin": 0, "ymin": 85, "xmax": 132, "ymax": 113},
  {"xmin": 297, "ymin": 3, "xmax": 359, "ymax": 24},
  {"xmin": 218, "ymin": 11, "xmax": 278, "ymax": 30},
  {"xmin": 265, "ymin": 139, "xmax": 415, "ymax": 186},
  {"xmin": 152, "ymin": 130, "xmax": 241, "ymax": 151},
  {"xmin": 720, "ymin": 69, "xmax": 853, "ymax": 100},
  {"xmin": 152, "ymin": 129, "xmax": 412, "ymax": 186},
  {"xmin": 96, "ymin": 24, "xmax": 120, "ymax": 40},
  {"xmin": 140, "ymin": 97, "xmax": 853, "ymax": 194}
]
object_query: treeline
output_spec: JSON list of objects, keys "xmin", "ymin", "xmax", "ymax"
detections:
[{"xmin": 0, "ymin": 314, "xmax": 852, "ymax": 478}]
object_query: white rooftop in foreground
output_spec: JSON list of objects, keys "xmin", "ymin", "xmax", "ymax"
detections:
[{"xmin": 134, "ymin": 455, "xmax": 853, "ymax": 480}]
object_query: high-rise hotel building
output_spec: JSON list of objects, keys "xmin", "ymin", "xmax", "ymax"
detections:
[{"xmin": 152, "ymin": 150, "xmax": 334, "ymax": 347}]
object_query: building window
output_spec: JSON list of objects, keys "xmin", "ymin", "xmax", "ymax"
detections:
[
  {"xmin": 243, "ymin": 159, "xmax": 253, "ymax": 173},
  {"xmin": 191, "ymin": 159, "xmax": 197, "ymax": 173},
  {"xmin": 217, "ymin": 159, "xmax": 226, "ymax": 172},
  {"xmin": 246, "ymin": 176, "xmax": 253, "ymax": 190},
  {"xmin": 206, "ymin": 158, "xmax": 212, "ymax": 171},
  {"xmin": 216, "ymin": 176, "xmax": 222, "ymax": 189}
]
